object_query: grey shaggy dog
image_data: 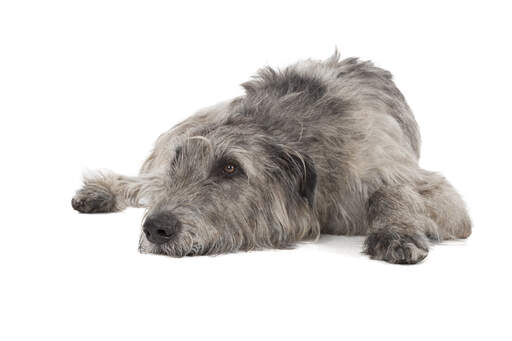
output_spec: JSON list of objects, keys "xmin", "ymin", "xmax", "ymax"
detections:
[{"xmin": 72, "ymin": 52, "xmax": 471, "ymax": 264}]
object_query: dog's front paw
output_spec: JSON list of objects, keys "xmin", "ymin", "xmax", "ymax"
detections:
[
  {"xmin": 363, "ymin": 229, "xmax": 429, "ymax": 264},
  {"xmin": 72, "ymin": 185, "xmax": 117, "ymax": 213}
]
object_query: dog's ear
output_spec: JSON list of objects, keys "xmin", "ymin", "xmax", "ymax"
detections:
[{"xmin": 275, "ymin": 149, "xmax": 317, "ymax": 207}]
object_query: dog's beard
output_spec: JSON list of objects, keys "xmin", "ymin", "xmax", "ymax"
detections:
[{"xmin": 138, "ymin": 234, "xmax": 163, "ymax": 255}]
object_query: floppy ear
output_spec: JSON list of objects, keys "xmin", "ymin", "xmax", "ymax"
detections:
[{"xmin": 278, "ymin": 151, "xmax": 317, "ymax": 207}]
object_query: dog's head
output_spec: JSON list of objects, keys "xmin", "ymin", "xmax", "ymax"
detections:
[{"xmin": 139, "ymin": 120, "xmax": 320, "ymax": 257}]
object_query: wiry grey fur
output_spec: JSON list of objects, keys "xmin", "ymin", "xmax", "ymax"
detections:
[{"xmin": 72, "ymin": 52, "xmax": 471, "ymax": 264}]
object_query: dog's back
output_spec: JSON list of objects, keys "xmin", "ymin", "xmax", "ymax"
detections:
[{"xmin": 229, "ymin": 54, "xmax": 423, "ymax": 235}]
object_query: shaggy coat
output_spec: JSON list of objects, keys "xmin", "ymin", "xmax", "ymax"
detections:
[{"xmin": 72, "ymin": 52, "xmax": 471, "ymax": 264}]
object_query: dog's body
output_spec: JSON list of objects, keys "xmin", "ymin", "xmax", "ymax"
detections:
[{"xmin": 72, "ymin": 52, "xmax": 471, "ymax": 264}]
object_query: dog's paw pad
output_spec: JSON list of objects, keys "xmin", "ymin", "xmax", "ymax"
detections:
[
  {"xmin": 363, "ymin": 230, "xmax": 429, "ymax": 264},
  {"xmin": 71, "ymin": 187, "xmax": 116, "ymax": 213}
]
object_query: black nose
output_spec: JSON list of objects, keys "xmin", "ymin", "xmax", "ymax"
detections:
[{"xmin": 143, "ymin": 212, "xmax": 182, "ymax": 245}]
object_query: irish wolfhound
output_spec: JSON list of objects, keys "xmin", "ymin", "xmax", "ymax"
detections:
[{"xmin": 72, "ymin": 52, "xmax": 471, "ymax": 264}]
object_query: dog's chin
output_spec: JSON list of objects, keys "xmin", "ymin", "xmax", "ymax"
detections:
[
  {"xmin": 138, "ymin": 234, "xmax": 164, "ymax": 255},
  {"xmin": 138, "ymin": 234, "xmax": 186, "ymax": 257},
  {"xmin": 138, "ymin": 229, "xmax": 202, "ymax": 257}
]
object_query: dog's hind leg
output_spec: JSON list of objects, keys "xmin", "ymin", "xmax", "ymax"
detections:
[
  {"xmin": 71, "ymin": 171, "xmax": 165, "ymax": 213},
  {"xmin": 415, "ymin": 170, "xmax": 472, "ymax": 240},
  {"xmin": 362, "ymin": 170, "xmax": 471, "ymax": 264}
]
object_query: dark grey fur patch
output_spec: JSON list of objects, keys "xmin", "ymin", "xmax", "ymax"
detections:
[
  {"xmin": 242, "ymin": 67, "xmax": 327, "ymax": 102},
  {"xmin": 284, "ymin": 153, "xmax": 317, "ymax": 208},
  {"xmin": 262, "ymin": 142, "xmax": 317, "ymax": 207}
]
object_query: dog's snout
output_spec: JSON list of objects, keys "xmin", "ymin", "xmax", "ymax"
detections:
[{"xmin": 143, "ymin": 212, "xmax": 181, "ymax": 245}]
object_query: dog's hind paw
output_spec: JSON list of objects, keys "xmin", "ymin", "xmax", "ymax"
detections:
[
  {"xmin": 71, "ymin": 185, "xmax": 117, "ymax": 213},
  {"xmin": 363, "ymin": 229, "xmax": 429, "ymax": 265}
]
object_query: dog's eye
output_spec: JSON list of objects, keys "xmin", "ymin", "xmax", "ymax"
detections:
[{"xmin": 223, "ymin": 163, "xmax": 237, "ymax": 175}]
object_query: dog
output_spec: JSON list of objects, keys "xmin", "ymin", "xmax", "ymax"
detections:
[{"xmin": 72, "ymin": 52, "xmax": 471, "ymax": 264}]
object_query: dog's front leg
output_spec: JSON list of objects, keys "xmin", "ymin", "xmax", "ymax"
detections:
[
  {"xmin": 71, "ymin": 171, "xmax": 166, "ymax": 213},
  {"xmin": 363, "ymin": 185, "xmax": 434, "ymax": 264}
]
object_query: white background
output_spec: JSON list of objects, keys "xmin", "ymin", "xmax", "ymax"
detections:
[{"xmin": 1, "ymin": 1, "xmax": 511, "ymax": 340}]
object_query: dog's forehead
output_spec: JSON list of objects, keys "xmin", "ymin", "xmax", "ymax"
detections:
[{"xmin": 171, "ymin": 125, "xmax": 270, "ymax": 178}]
